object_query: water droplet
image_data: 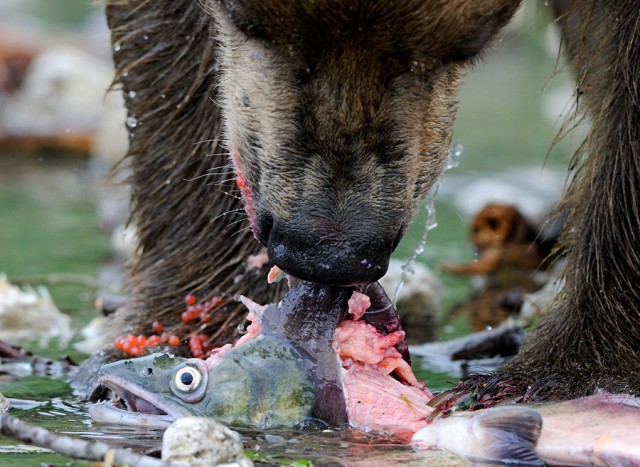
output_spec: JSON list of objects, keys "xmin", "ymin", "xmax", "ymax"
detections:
[
  {"xmin": 447, "ymin": 143, "xmax": 464, "ymax": 169},
  {"xmin": 392, "ymin": 141, "xmax": 464, "ymax": 305},
  {"xmin": 113, "ymin": 42, "xmax": 122, "ymax": 52},
  {"xmin": 126, "ymin": 116, "xmax": 138, "ymax": 128},
  {"xmin": 143, "ymin": 35, "xmax": 149, "ymax": 40},
  {"xmin": 392, "ymin": 193, "xmax": 439, "ymax": 305},
  {"xmin": 122, "ymin": 71, "xmax": 128, "ymax": 78},
  {"xmin": 161, "ymin": 94, "xmax": 166, "ymax": 99},
  {"xmin": 451, "ymin": 143, "xmax": 464, "ymax": 158},
  {"xmin": 128, "ymin": 90, "xmax": 137, "ymax": 98}
]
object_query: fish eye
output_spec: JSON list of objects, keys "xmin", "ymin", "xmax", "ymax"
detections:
[
  {"xmin": 175, "ymin": 366, "xmax": 202, "ymax": 392},
  {"xmin": 180, "ymin": 371, "xmax": 194, "ymax": 386},
  {"xmin": 170, "ymin": 359, "xmax": 208, "ymax": 403}
]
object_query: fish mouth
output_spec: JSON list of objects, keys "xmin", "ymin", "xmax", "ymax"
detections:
[{"xmin": 89, "ymin": 375, "xmax": 179, "ymax": 428}]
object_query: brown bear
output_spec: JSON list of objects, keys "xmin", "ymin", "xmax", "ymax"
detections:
[{"xmin": 79, "ymin": 0, "xmax": 640, "ymax": 402}]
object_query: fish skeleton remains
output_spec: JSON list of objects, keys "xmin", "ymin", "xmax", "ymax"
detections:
[{"xmin": 90, "ymin": 282, "xmax": 640, "ymax": 465}]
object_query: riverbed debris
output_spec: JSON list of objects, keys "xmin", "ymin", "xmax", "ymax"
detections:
[
  {"xmin": 0, "ymin": 413, "xmax": 169, "ymax": 466},
  {"xmin": 0, "ymin": 274, "xmax": 72, "ymax": 348}
]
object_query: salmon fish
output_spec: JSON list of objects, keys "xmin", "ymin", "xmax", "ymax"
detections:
[
  {"xmin": 412, "ymin": 393, "xmax": 640, "ymax": 466},
  {"xmin": 90, "ymin": 281, "xmax": 433, "ymax": 434},
  {"xmin": 92, "ymin": 280, "xmax": 640, "ymax": 466}
]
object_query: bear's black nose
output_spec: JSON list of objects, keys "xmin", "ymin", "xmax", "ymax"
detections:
[{"xmin": 264, "ymin": 216, "xmax": 394, "ymax": 285}]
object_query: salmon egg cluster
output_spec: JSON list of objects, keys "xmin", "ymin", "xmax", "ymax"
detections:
[
  {"xmin": 113, "ymin": 329, "xmax": 180, "ymax": 356},
  {"xmin": 114, "ymin": 293, "xmax": 223, "ymax": 357},
  {"xmin": 181, "ymin": 294, "xmax": 223, "ymax": 323},
  {"xmin": 189, "ymin": 333, "xmax": 213, "ymax": 358}
]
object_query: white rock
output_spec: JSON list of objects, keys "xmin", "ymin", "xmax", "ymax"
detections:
[
  {"xmin": 73, "ymin": 316, "xmax": 109, "ymax": 355},
  {"xmin": 0, "ymin": 46, "xmax": 113, "ymax": 135},
  {"xmin": 110, "ymin": 223, "xmax": 138, "ymax": 260},
  {"xmin": 92, "ymin": 86, "xmax": 129, "ymax": 165},
  {"xmin": 0, "ymin": 274, "xmax": 72, "ymax": 347},
  {"xmin": 162, "ymin": 417, "xmax": 253, "ymax": 467},
  {"xmin": 445, "ymin": 168, "xmax": 566, "ymax": 227},
  {"xmin": 0, "ymin": 392, "xmax": 10, "ymax": 413},
  {"xmin": 379, "ymin": 259, "xmax": 443, "ymax": 324}
]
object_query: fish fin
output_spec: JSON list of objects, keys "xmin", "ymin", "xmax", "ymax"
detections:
[
  {"xmin": 478, "ymin": 406, "xmax": 542, "ymax": 445},
  {"xmin": 474, "ymin": 406, "xmax": 543, "ymax": 465}
]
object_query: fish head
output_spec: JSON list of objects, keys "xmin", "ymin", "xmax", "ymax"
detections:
[
  {"xmin": 90, "ymin": 337, "xmax": 317, "ymax": 429},
  {"xmin": 89, "ymin": 353, "xmax": 210, "ymax": 428}
]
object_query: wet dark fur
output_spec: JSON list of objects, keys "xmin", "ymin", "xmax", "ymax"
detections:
[
  {"xmin": 73, "ymin": 0, "xmax": 287, "ymax": 394},
  {"xmin": 80, "ymin": 0, "xmax": 640, "ymax": 401},
  {"xmin": 208, "ymin": 0, "xmax": 518, "ymax": 285},
  {"xmin": 459, "ymin": 0, "xmax": 640, "ymax": 401},
  {"xmin": 488, "ymin": 0, "xmax": 640, "ymax": 399}
]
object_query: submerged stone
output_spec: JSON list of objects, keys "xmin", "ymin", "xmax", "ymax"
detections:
[{"xmin": 161, "ymin": 417, "xmax": 253, "ymax": 467}]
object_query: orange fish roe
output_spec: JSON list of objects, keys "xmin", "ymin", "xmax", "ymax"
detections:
[
  {"xmin": 146, "ymin": 335, "xmax": 161, "ymax": 346},
  {"xmin": 114, "ymin": 294, "xmax": 222, "ymax": 357},
  {"xmin": 114, "ymin": 331, "xmax": 182, "ymax": 356},
  {"xmin": 189, "ymin": 333, "xmax": 213, "ymax": 358},
  {"xmin": 114, "ymin": 334, "xmax": 147, "ymax": 356},
  {"xmin": 181, "ymin": 295, "xmax": 223, "ymax": 323}
]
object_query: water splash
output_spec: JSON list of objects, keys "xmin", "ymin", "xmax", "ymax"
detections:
[
  {"xmin": 391, "ymin": 143, "xmax": 463, "ymax": 306},
  {"xmin": 447, "ymin": 143, "xmax": 463, "ymax": 170},
  {"xmin": 126, "ymin": 116, "xmax": 138, "ymax": 129}
]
